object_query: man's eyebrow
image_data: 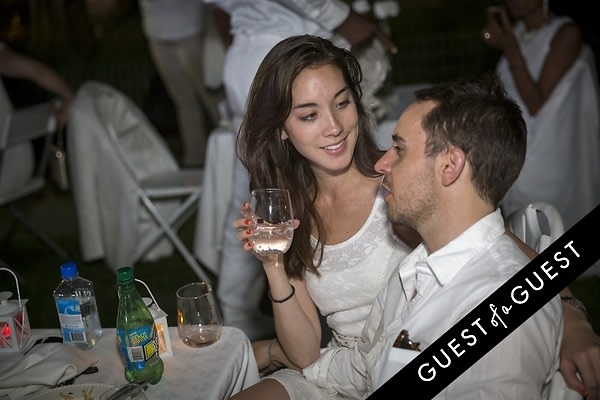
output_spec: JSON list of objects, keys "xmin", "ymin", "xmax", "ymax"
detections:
[
  {"xmin": 391, "ymin": 133, "xmax": 406, "ymax": 144},
  {"xmin": 293, "ymin": 86, "xmax": 349, "ymax": 110}
]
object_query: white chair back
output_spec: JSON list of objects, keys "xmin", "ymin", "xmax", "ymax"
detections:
[
  {"xmin": 68, "ymin": 81, "xmax": 208, "ymax": 281},
  {"xmin": 505, "ymin": 201, "xmax": 565, "ymax": 253},
  {"xmin": 68, "ymin": 81, "xmax": 175, "ymax": 266}
]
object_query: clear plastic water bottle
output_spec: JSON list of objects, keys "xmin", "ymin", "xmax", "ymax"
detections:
[
  {"xmin": 53, "ymin": 262, "xmax": 102, "ymax": 350},
  {"xmin": 116, "ymin": 266, "xmax": 164, "ymax": 384}
]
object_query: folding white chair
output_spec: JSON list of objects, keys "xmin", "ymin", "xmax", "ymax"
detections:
[
  {"xmin": 68, "ymin": 81, "xmax": 209, "ymax": 282},
  {"xmin": 505, "ymin": 201, "xmax": 565, "ymax": 253},
  {"xmin": 133, "ymin": 169, "xmax": 205, "ymax": 280},
  {"xmin": 0, "ymin": 78, "xmax": 70, "ymax": 260}
]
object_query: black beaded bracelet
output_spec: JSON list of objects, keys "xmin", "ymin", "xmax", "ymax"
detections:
[
  {"xmin": 561, "ymin": 296, "xmax": 589, "ymax": 320},
  {"xmin": 268, "ymin": 284, "xmax": 295, "ymax": 303}
]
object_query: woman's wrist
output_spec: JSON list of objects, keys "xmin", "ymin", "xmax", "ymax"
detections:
[
  {"xmin": 505, "ymin": 52, "xmax": 526, "ymax": 69},
  {"xmin": 509, "ymin": 62, "xmax": 526, "ymax": 70},
  {"xmin": 504, "ymin": 41, "xmax": 524, "ymax": 65},
  {"xmin": 262, "ymin": 254, "xmax": 285, "ymax": 269},
  {"xmin": 269, "ymin": 284, "xmax": 295, "ymax": 303}
]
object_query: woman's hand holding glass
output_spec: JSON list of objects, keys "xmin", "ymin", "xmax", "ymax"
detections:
[{"xmin": 234, "ymin": 188, "xmax": 299, "ymax": 265}]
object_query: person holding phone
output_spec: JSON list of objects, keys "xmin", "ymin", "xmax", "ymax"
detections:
[{"xmin": 481, "ymin": 0, "xmax": 600, "ymax": 247}]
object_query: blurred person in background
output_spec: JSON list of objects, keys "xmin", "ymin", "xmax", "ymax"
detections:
[
  {"xmin": 0, "ymin": 41, "xmax": 74, "ymax": 197},
  {"xmin": 482, "ymin": 0, "xmax": 600, "ymax": 238},
  {"xmin": 138, "ymin": 0, "xmax": 225, "ymax": 167}
]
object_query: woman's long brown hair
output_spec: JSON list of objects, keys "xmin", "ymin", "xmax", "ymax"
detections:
[{"xmin": 237, "ymin": 35, "xmax": 383, "ymax": 279}]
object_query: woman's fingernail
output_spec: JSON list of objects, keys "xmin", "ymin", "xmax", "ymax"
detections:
[
  {"xmin": 244, "ymin": 219, "xmax": 250, "ymax": 225},
  {"xmin": 578, "ymin": 388, "xmax": 587, "ymax": 397},
  {"xmin": 246, "ymin": 229, "xmax": 252, "ymax": 235}
]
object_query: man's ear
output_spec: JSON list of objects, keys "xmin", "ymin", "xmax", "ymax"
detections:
[{"xmin": 440, "ymin": 146, "xmax": 466, "ymax": 186}]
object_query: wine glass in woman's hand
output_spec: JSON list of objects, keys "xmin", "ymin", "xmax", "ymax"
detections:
[{"xmin": 249, "ymin": 188, "xmax": 294, "ymax": 255}]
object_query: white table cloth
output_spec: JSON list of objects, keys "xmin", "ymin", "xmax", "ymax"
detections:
[{"xmin": 29, "ymin": 326, "xmax": 260, "ymax": 400}]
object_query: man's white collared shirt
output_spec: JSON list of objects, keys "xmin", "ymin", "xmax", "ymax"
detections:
[{"xmin": 304, "ymin": 210, "xmax": 562, "ymax": 399}]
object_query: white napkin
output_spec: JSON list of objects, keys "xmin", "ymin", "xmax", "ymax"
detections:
[{"xmin": 0, "ymin": 342, "xmax": 98, "ymax": 400}]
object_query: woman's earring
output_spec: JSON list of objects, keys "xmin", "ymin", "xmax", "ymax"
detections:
[
  {"xmin": 280, "ymin": 130, "xmax": 288, "ymax": 141},
  {"xmin": 542, "ymin": 0, "xmax": 549, "ymax": 20}
]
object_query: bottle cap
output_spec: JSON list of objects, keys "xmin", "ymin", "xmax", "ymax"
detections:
[
  {"xmin": 117, "ymin": 266, "xmax": 134, "ymax": 284},
  {"xmin": 60, "ymin": 262, "xmax": 78, "ymax": 279}
]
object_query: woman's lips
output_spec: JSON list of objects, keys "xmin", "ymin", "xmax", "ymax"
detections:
[{"xmin": 321, "ymin": 137, "xmax": 346, "ymax": 154}]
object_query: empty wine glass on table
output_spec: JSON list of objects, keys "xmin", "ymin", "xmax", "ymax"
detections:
[
  {"xmin": 249, "ymin": 188, "xmax": 294, "ymax": 255},
  {"xmin": 176, "ymin": 282, "xmax": 223, "ymax": 348}
]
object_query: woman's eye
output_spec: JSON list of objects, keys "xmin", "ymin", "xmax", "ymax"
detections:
[
  {"xmin": 336, "ymin": 99, "xmax": 351, "ymax": 109},
  {"xmin": 300, "ymin": 112, "xmax": 317, "ymax": 122}
]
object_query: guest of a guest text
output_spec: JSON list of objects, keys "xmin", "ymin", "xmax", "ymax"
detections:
[{"xmin": 417, "ymin": 240, "xmax": 580, "ymax": 382}]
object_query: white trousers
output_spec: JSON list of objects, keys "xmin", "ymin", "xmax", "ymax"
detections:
[{"xmin": 148, "ymin": 34, "xmax": 224, "ymax": 165}]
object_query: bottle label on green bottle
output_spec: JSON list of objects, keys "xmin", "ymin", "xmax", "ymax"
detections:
[{"xmin": 117, "ymin": 325, "xmax": 159, "ymax": 369}]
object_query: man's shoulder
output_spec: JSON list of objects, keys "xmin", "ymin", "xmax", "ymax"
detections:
[
  {"xmin": 456, "ymin": 233, "xmax": 530, "ymax": 284},
  {"xmin": 480, "ymin": 233, "xmax": 530, "ymax": 274}
]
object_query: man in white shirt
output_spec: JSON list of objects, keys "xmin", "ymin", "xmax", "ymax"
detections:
[{"xmin": 303, "ymin": 73, "xmax": 563, "ymax": 399}]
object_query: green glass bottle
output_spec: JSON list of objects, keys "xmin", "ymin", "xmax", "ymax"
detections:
[{"xmin": 115, "ymin": 266, "xmax": 164, "ymax": 384}]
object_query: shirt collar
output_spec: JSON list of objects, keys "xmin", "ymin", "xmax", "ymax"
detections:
[{"xmin": 399, "ymin": 209, "xmax": 506, "ymax": 288}]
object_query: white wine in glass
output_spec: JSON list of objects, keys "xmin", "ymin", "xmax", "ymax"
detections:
[{"xmin": 250, "ymin": 188, "xmax": 294, "ymax": 255}]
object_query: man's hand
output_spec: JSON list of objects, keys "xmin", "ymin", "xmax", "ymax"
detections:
[{"xmin": 560, "ymin": 308, "xmax": 600, "ymax": 399}]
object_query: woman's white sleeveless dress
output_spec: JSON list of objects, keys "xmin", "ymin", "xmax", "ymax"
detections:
[{"xmin": 267, "ymin": 189, "xmax": 411, "ymax": 399}]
